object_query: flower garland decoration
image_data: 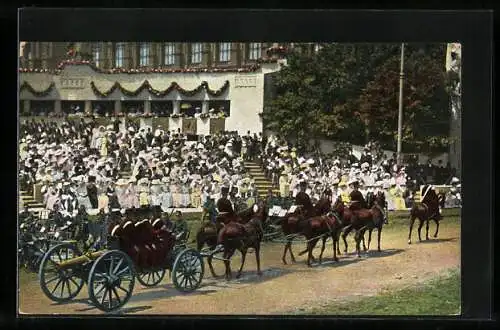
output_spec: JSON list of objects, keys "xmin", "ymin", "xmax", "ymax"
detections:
[
  {"xmin": 266, "ymin": 46, "xmax": 288, "ymax": 57},
  {"xmin": 256, "ymin": 57, "xmax": 279, "ymax": 64},
  {"xmin": 19, "ymin": 81, "xmax": 55, "ymax": 97},
  {"xmin": 90, "ymin": 80, "xmax": 230, "ymax": 98},
  {"xmin": 19, "ymin": 60, "xmax": 264, "ymax": 75}
]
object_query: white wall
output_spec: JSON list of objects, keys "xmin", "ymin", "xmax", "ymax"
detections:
[
  {"xmin": 169, "ymin": 117, "xmax": 182, "ymax": 133},
  {"xmin": 19, "ymin": 62, "xmax": 282, "ymax": 135},
  {"xmin": 197, "ymin": 117, "xmax": 211, "ymax": 136}
]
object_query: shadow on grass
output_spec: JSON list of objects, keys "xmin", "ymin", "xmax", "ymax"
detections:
[
  {"xmin": 127, "ymin": 285, "xmax": 218, "ymax": 304},
  {"xmin": 415, "ymin": 237, "xmax": 458, "ymax": 244},
  {"xmin": 202, "ymin": 266, "xmax": 294, "ymax": 286},
  {"xmin": 310, "ymin": 257, "xmax": 363, "ymax": 269},
  {"xmin": 112, "ymin": 305, "xmax": 153, "ymax": 314},
  {"xmin": 310, "ymin": 248, "xmax": 405, "ymax": 268},
  {"xmin": 73, "ymin": 303, "xmax": 153, "ymax": 314}
]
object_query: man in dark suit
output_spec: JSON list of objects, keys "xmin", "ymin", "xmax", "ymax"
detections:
[
  {"xmin": 348, "ymin": 179, "xmax": 367, "ymax": 211},
  {"xmin": 86, "ymin": 177, "xmax": 98, "ymax": 209},
  {"xmin": 295, "ymin": 181, "xmax": 314, "ymax": 218},
  {"xmin": 216, "ymin": 186, "xmax": 234, "ymax": 215}
]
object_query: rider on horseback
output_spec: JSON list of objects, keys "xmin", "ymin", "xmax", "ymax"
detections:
[
  {"xmin": 216, "ymin": 186, "xmax": 235, "ymax": 218},
  {"xmin": 348, "ymin": 179, "xmax": 367, "ymax": 211},
  {"xmin": 421, "ymin": 184, "xmax": 443, "ymax": 220},
  {"xmin": 295, "ymin": 181, "xmax": 314, "ymax": 218}
]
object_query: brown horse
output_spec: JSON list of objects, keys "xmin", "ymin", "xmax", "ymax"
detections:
[
  {"xmin": 297, "ymin": 211, "xmax": 343, "ymax": 266},
  {"xmin": 351, "ymin": 200, "xmax": 385, "ymax": 257},
  {"xmin": 278, "ymin": 197, "xmax": 332, "ymax": 265},
  {"xmin": 364, "ymin": 192, "xmax": 387, "ymax": 252},
  {"xmin": 408, "ymin": 187, "xmax": 446, "ymax": 244},
  {"xmin": 330, "ymin": 197, "xmax": 367, "ymax": 255},
  {"xmin": 196, "ymin": 202, "xmax": 266, "ymax": 278},
  {"xmin": 332, "ymin": 195, "xmax": 385, "ymax": 257},
  {"xmin": 216, "ymin": 200, "xmax": 268, "ymax": 280}
]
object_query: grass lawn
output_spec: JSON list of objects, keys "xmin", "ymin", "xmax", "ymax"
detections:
[{"xmin": 304, "ymin": 267, "xmax": 461, "ymax": 316}]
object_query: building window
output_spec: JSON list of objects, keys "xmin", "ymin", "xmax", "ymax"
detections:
[
  {"xmin": 191, "ymin": 43, "xmax": 202, "ymax": 64},
  {"xmin": 92, "ymin": 43, "xmax": 102, "ymax": 67},
  {"xmin": 41, "ymin": 42, "xmax": 51, "ymax": 59},
  {"xmin": 139, "ymin": 43, "xmax": 151, "ymax": 67},
  {"xmin": 219, "ymin": 43, "xmax": 231, "ymax": 62},
  {"xmin": 115, "ymin": 42, "xmax": 125, "ymax": 68},
  {"xmin": 248, "ymin": 42, "xmax": 261, "ymax": 60},
  {"xmin": 208, "ymin": 100, "xmax": 231, "ymax": 118},
  {"xmin": 164, "ymin": 43, "xmax": 175, "ymax": 65}
]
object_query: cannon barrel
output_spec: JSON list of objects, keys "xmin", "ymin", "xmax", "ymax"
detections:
[{"xmin": 57, "ymin": 251, "xmax": 105, "ymax": 268}]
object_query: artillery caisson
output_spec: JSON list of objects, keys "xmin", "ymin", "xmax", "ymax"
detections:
[{"xmin": 38, "ymin": 216, "xmax": 204, "ymax": 312}]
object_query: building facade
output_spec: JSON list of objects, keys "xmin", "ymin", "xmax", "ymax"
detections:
[{"xmin": 19, "ymin": 42, "xmax": 320, "ymax": 135}]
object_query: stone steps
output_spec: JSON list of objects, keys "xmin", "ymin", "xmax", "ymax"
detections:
[
  {"xmin": 244, "ymin": 161, "xmax": 280, "ymax": 198},
  {"xmin": 19, "ymin": 189, "xmax": 45, "ymax": 211}
]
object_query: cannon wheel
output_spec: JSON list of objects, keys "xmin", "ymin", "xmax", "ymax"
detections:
[
  {"xmin": 87, "ymin": 250, "xmax": 135, "ymax": 312},
  {"xmin": 172, "ymin": 248, "xmax": 204, "ymax": 293},
  {"xmin": 38, "ymin": 243, "xmax": 84, "ymax": 303},
  {"xmin": 137, "ymin": 268, "xmax": 166, "ymax": 287}
]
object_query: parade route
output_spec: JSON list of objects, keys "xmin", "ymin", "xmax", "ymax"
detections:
[{"xmin": 19, "ymin": 219, "xmax": 460, "ymax": 315}]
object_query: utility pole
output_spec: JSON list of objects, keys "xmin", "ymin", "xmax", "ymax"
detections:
[{"xmin": 397, "ymin": 43, "xmax": 405, "ymax": 166}]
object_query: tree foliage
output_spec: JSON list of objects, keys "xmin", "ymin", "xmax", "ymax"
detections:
[{"xmin": 263, "ymin": 43, "xmax": 451, "ymax": 153}]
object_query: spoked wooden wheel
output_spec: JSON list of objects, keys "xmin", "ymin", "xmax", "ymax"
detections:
[
  {"xmin": 172, "ymin": 248, "xmax": 204, "ymax": 293},
  {"xmin": 137, "ymin": 268, "xmax": 166, "ymax": 287},
  {"xmin": 87, "ymin": 250, "xmax": 135, "ymax": 312},
  {"xmin": 38, "ymin": 243, "xmax": 84, "ymax": 303}
]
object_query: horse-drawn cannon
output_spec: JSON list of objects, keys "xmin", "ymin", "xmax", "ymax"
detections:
[{"xmin": 38, "ymin": 209, "xmax": 204, "ymax": 312}]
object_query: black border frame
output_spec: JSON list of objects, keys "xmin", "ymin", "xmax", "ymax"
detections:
[{"xmin": 3, "ymin": 7, "xmax": 494, "ymax": 329}]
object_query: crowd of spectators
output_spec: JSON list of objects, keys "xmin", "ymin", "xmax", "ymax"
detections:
[{"xmin": 19, "ymin": 117, "xmax": 461, "ymax": 217}]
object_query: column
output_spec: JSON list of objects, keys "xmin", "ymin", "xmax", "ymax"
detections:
[
  {"xmin": 84, "ymin": 100, "xmax": 92, "ymax": 114},
  {"xmin": 114, "ymin": 100, "xmax": 122, "ymax": 114},
  {"xmin": 144, "ymin": 100, "xmax": 151, "ymax": 114},
  {"xmin": 54, "ymin": 100, "xmax": 62, "ymax": 114},
  {"xmin": 173, "ymin": 100, "xmax": 180, "ymax": 114},
  {"xmin": 202, "ymin": 100, "xmax": 209, "ymax": 114},
  {"xmin": 23, "ymin": 100, "xmax": 31, "ymax": 115}
]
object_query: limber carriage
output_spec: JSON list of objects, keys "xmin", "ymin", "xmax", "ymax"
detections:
[{"xmin": 37, "ymin": 206, "xmax": 204, "ymax": 312}]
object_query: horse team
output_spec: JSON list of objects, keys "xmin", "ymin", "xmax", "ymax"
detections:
[
  {"xmin": 100, "ymin": 184, "xmax": 445, "ymax": 281},
  {"xmin": 196, "ymin": 185, "xmax": 446, "ymax": 280}
]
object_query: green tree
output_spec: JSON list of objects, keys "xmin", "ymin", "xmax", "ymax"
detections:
[
  {"xmin": 263, "ymin": 43, "xmax": 450, "ymax": 153},
  {"xmin": 357, "ymin": 44, "xmax": 450, "ymax": 153},
  {"xmin": 262, "ymin": 52, "xmax": 322, "ymax": 151}
]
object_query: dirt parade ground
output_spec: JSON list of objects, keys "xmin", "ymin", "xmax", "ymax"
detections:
[{"xmin": 18, "ymin": 217, "xmax": 460, "ymax": 315}]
